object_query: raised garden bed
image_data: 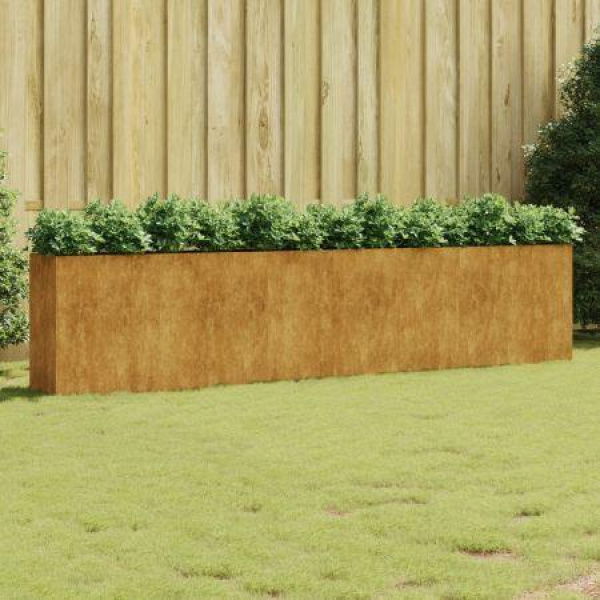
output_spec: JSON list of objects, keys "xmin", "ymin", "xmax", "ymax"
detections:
[{"xmin": 30, "ymin": 245, "xmax": 572, "ymax": 395}]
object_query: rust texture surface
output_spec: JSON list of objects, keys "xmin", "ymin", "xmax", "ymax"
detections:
[
  {"xmin": 29, "ymin": 246, "xmax": 573, "ymax": 394},
  {"xmin": 29, "ymin": 253, "xmax": 57, "ymax": 392}
]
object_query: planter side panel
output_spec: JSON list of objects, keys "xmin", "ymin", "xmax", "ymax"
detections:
[
  {"xmin": 457, "ymin": 245, "xmax": 572, "ymax": 365},
  {"xmin": 29, "ymin": 255, "xmax": 57, "ymax": 393},
  {"xmin": 32, "ymin": 245, "xmax": 572, "ymax": 395}
]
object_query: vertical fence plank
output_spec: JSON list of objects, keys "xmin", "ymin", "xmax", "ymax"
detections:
[
  {"xmin": 88, "ymin": 0, "xmax": 112, "ymax": 202},
  {"xmin": 113, "ymin": 0, "xmax": 167, "ymax": 206},
  {"xmin": 425, "ymin": 0, "xmax": 458, "ymax": 201},
  {"xmin": 459, "ymin": 0, "xmax": 490, "ymax": 197},
  {"xmin": 44, "ymin": 0, "xmax": 87, "ymax": 209},
  {"xmin": 207, "ymin": 0, "xmax": 245, "ymax": 202},
  {"xmin": 380, "ymin": 0, "xmax": 423, "ymax": 204},
  {"xmin": 246, "ymin": 0, "xmax": 283, "ymax": 196},
  {"xmin": 284, "ymin": 0, "xmax": 320, "ymax": 206},
  {"xmin": 356, "ymin": 0, "xmax": 378, "ymax": 196},
  {"xmin": 167, "ymin": 0, "xmax": 207, "ymax": 198},
  {"xmin": 321, "ymin": 0, "xmax": 356, "ymax": 203},
  {"xmin": 0, "ymin": 0, "xmax": 43, "ymax": 221},
  {"xmin": 491, "ymin": 0, "xmax": 524, "ymax": 200},
  {"xmin": 586, "ymin": 0, "xmax": 600, "ymax": 39},
  {"xmin": 555, "ymin": 0, "xmax": 585, "ymax": 115},
  {"xmin": 523, "ymin": 0, "xmax": 554, "ymax": 155}
]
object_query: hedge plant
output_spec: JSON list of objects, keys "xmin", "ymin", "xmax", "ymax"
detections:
[
  {"xmin": 525, "ymin": 35, "xmax": 600, "ymax": 324},
  {"xmin": 137, "ymin": 193, "xmax": 191, "ymax": 252},
  {"xmin": 27, "ymin": 193, "xmax": 583, "ymax": 257},
  {"xmin": 85, "ymin": 200, "xmax": 150, "ymax": 254},
  {"xmin": 0, "ymin": 151, "xmax": 28, "ymax": 349}
]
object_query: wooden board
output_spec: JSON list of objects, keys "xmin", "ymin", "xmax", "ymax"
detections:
[
  {"xmin": 246, "ymin": 0, "xmax": 283, "ymax": 196},
  {"xmin": 167, "ymin": 0, "xmax": 207, "ymax": 198},
  {"xmin": 586, "ymin": 0, "xmax": 600, "ymax": 39},
  {"xmin": 113, "ymin": 0, "xmax": 167, "ymax": 205},
  {"xmin": 87, "ymin": 0, "xmax": 112, "ymax": 202},
  {"xmin": 207, "ymin": 0, "xmax": 245, "ymax": 201},
  {"xmin": 380, "ymin": 0, "xmax": 424, "ymax": 204},
  {"xmin": 356, "ymin": 0, "xmax": 379, "ymax": 196},
  {"xmin": 425, "ymin": 0, "xmax": 458, "ymax": 202},
  {"xmin": 555, "ymin": 0, "xmax": 584, "ymax": 115},
  {"xmin": 491, "ymin": 0, "xmax": 523, "ymax": 200},
  {"xmin": 284, "ymin": 0, "xmax": 320, "ymax": 206},
  {"xmin": 0, "ymin": 0, "xmax": 43, "ymax": 221},
  {"xmin": 30, "ymin": 245, "xmax": 573, "ymax": 395},
  {"xmin": 523, "ymin": 0, "xmax": 554, "ymax": 149},
  {"xmin": 321, "ymin": 0, "xmax": 356, "ymax": 203},
  {"xmin": 459, "ymin": 0, "xmax": 490, "ymax": 197},
  {"xmin": 43, "ymin": 0, "xmax": 87, "ymax": 209}
]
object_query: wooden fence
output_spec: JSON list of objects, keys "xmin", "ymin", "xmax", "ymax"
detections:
[{"xmin": 1, "ymin": 0, "xmax": 600, "ymax": 229}]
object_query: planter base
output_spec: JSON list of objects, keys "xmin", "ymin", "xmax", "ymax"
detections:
[{"xmin": 30, "ymin": 246, "xmax": 572, "ymax": 395}]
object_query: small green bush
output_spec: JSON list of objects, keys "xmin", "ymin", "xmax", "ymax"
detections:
[
  {"xmin": 511, "ymin": 203, "xmax": 584, "ymax": 245},
  {"xmin": 307, "ymin": 203, "xmax": 363, "ymax": 249},
  {"xmin": 228, "ymin": 194, "xmax": 298, "ymax": 250},
  {"xmin": 396, "ymin": 198, "xmax": 448, "ymax": 247},
  {"xmin": 27, "ymin": 194, "xmax": 582, "ymax": 256},
  {"xmin": 0, "ymin": 151, "xmax": 28, "ymax": 348},
  {"xmin": 85, "ymin": 200, "xmax": 150, "ymax": 254},
  {"xmin": 525, "ymin": 35, "xmax": 600, "ymax": 324},
  {"xmin": 452, "ymin": 194, "xmax": 515, "ymax": 246},
  {"xmin": 289, "ymin": 211, "xmax": 324, "ymax": 250},
  {"xmin": 187, "ymin": 200, "xmax": 238, "ymax": 251},
  {"xmin": 137, "ymin": 193, "xmax": 191, "ymax": 252},
  {"xmin": 352, "ymin": 193, "xmax": 398, "ymax": 248},
  {"xmin": 27, "ymin": 209, "xmax": 100, "ymax": 256}
]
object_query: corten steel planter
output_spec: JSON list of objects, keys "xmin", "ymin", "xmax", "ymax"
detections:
[{"xmin": 30, "ymin": 245, "xmax": 573, "ymax": 395}]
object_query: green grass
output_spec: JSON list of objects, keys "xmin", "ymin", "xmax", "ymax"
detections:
[{"xmin": 2, "ymin": 339, "xmax": 600, "ymax": 599}]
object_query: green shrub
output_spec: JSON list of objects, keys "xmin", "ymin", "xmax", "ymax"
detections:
[
  {"xmin": 396, "ymin": 198, "xmax": 448, "ymax": 247},
  {"xmin": 452, "ymin": 194, "xmax": 515, "ymax": 246},
  {"xmin": 307, "ymin": 203, "xmax": 363, "ymax": 249},
  {"xmin": 229, "ymin": 194, "xmax": 297, "ymax": 250},
  {"xmin": 27, "ymin": 194, "xmax": 582, "ymax": 257},
  {"xmin": 352, "ymin": 194, "xmax": 398, "ymax": 248},
  {"xmin": 27, "ymin": 209, "xmax": 100, "ymax": 256},
  {"xmin": 137, "ymin": 193, "xmax": 191, "ymax": 252},
  {"xmin": 85, "ymin": 200, "xmax": 150, "ymax": 254},
  {"xmin": 0, "ymin": 151, "xmax": 28, "ymax": 348},
  {"xmin": 289, "ymin": 211, "xmax": 324, "ymax": 250},
  {"xmin": 187, "ymin": 200, "xmax": 238, "ymax": 251},
  {"xmin": 511, "ymin": 203, "xmax": 584, "ymax": 245},
  {"xmin": 525, "ymin": 36, "xmax": 600, "ymax": 324}
]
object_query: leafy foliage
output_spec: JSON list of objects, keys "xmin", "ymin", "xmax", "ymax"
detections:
[
  {"xmin": 0, "ymin": 151, "xmax": 28, "ymax": 348},
  {"xmin": 136, "ymin": 193, "xmax": 191, "ymax": 252},
  {"xmin": 85, "ymin": 200, "xmax": 150, "ymax": 254},
  {"xmin": 187, "ymin": 200, "xmax": 238, "ymax": 251},
  {"xmin": 511, "ymin": 203, "xmax": 584, "ymax": 245},
  {"xmin": 307, "ymin": 203, "xmax": 363, "ymax": 249},
  {"xmin": 525, "ymin": 36, "xmax": 600, "ymax": 324},
  {"xmin": 27, "ymin": 210, "xmax": 100, "ymax": 256},
  {"xmin": 451, "ymin": 194, "xmax": 515, "ymax": 246},
  {"xmin": 28, "ymin": 193, "xmax": 582, "ymax": 257},
  {"xmin": 396, "ymin": 198, "xmax": 448, "ymax": 247},
  {"xmin": 228, "ymin": 194, "xmax": 298, "ymax": 250},
  {"xmin": 352, "ymin": 193, "xmax": 398, "ymax": 248}
]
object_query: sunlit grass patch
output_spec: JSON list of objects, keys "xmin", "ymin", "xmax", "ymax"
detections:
[{"xmin": 1, "ymin": 340, "xmax": 600, "ymax": 599}]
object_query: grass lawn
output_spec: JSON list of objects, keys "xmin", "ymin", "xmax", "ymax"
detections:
[{"xmin": 1, "ymin": 339, "xmax": 600, "ymax": 600}]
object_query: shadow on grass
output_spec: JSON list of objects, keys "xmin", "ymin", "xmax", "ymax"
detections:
[
  {"xmin": 0, "ymin": 386, "xmax": 43, "ymax": 403},
  {"xmin": 574, "ymin": 331, "xmax": 600, "ymax": 351}
]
